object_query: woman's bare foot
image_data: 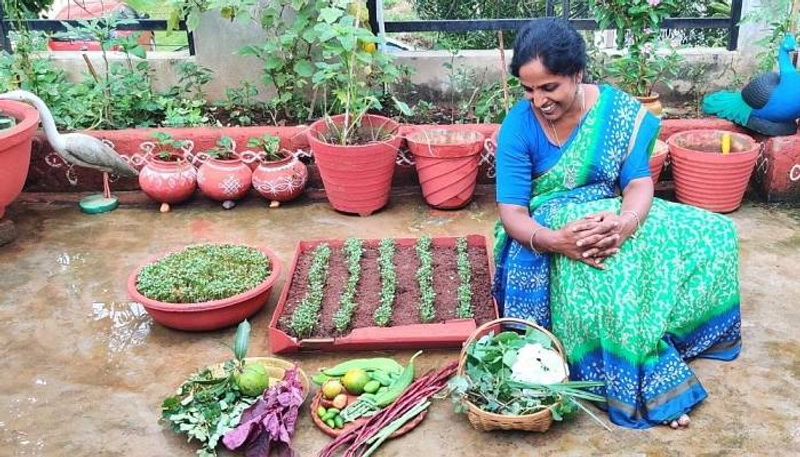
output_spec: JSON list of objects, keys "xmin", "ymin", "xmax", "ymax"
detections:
[{"xmin": 669, "ymin": 414, "xmax": 691, "ymax": 429}]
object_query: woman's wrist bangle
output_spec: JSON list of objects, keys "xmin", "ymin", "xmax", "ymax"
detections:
[
  {"xmin": 529, "ymin": 227, "xmax": 546, "ymax": 254},
  {"xmin": 620, "ymin": 210, "xmax": 641, "ymax": 237}
]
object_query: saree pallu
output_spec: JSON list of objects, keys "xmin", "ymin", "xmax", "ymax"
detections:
[{"xmin": 492, "ymin": 87, "xmax": 741, "ymax": 428}]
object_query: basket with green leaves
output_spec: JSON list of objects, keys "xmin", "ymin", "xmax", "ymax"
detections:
[{"xmin": 449, "ymin": 318, "xmax": 609, "ymax": 432}]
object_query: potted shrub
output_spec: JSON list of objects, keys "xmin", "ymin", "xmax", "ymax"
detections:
[
  {"xmin": 305, "ymin": 0, "xmax": 408, "ymax": 216},
  {"xmin": 127, "ymin": 244, "xmax": 283, "ymax": 331},
  {"xmin": 197, "ymin": 136, "xmax": 253, "ymax": 207},
  {"xmin": 138, "ymin": 132, "xmax": 198, "ymax": 212},
  {"xmin": 406, "ymin": 129, "xmax": 486, "ymax": 209},
  {"xmin": 591, "ymin": 0, "xmax": 681, "ymax": 116},
  {"xmin": 0, "ymin": 100, "xmax": 40, "ymax": 221},
  {"xmin": 249, "ymin": 134, "xmax": 309, "ymax": 208},
  {"xmin": 667, "ymin": 129, "xmax": 760, "ymax": 213}
]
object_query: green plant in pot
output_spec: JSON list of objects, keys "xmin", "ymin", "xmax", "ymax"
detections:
[
  {"xmin": 248, "ymin": 134, "xmax": 310, "ymax": 207},
  {"xmin": 590, "ymin": 0, "xmax": 682, "ymax": 116},
  {"xmin": 306, "ymin": 0, "xmax": 409, "ymax": 216},
  {"xmin": 129, "ymin": 244, "xmax": 282, "ymax": 331},
  {"xmin": 248, "ymin": 134, "xmax": 284, "ymax": 162},
  {"xmin": 196, "ymin": 137, "xmax": 253, "ymax": 206},
  {"xmin": 138, "ymin": 132, "xmax": 198, "ymax": 213}
]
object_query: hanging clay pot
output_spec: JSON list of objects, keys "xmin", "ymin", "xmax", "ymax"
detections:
[{"xmin": 252, "ymin": 151, "xmax": 308, "ymax": 207}]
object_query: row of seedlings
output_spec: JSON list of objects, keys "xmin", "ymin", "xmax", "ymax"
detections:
[
  {"xmin": 288, "ymin": 244, "xmax": 332, "ymax": 338},
  {"xmin": 373, "ymin": 238, "xmax": 397, "ymax": 327},
  {"xmin": 332, "ymin": 238, "xmax": 365, "ymax": 333},
  {"xmin": 455, "ymin": 237, "xmax": 474, "ymax": 318},
  {"xmin": 415, "ymin": 236, "xmax": 437, "ymax": 323}
]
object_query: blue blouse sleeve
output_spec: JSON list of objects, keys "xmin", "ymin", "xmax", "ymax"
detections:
[
  {"xmin": 496, "ymin": 103, "xmax": 534, "ymax": 206},
  {"xmin": 619, "ymin": 111, "xmax": 661, "ymax": 190}
]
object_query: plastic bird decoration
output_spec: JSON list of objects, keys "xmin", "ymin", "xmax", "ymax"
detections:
[
  {"xmin": 0, "ymin": 90, "xmax": 138, "ymax": 213},
  {"xmin": 703, "ymin": 34, "xmax": 800, "ymax": 137}
]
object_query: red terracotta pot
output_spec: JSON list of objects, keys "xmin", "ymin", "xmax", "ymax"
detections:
[
  {"xmin": 649, "ymin": 140, "xmax": 669, "ymax": 184},
  {"xmin": 252, "ymin": 152, "xmax": 308, "ymax": 204},
  {"xmin": 197, "ymin": 157, "xmax": 252, "ymax": 202},
  {"xmin": 138, "ymin": 156, "xmax": 197, "ymax": 205},
  {"xmin": 307, "ymin": 114, "xmax": 401, "ymax": 216},
  {"xmin": 407, "ymin": 129, "xmax": 485, "ymax": 209},
  {"xmin": 127, "ymin": 245, "xmax": 283, "ymax": 331},
  {"xmin": 0, "ymin": 101, "xmax": 40, "ymax": 219},
  {"xmin": 667, "ymin": 129, "xmax": 760, "ymax": 213}
]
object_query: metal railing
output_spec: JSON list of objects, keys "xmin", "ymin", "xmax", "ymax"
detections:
[
  {"xmin": 0, "ymin": 3, "xmax": 194, "ymax": 55},
  {"xmin": 367, "ymin": 0, "xmax": 744, "ymax": 51}
]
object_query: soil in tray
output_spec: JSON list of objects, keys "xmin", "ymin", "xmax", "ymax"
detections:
[{"xmin": 277, "ymin": 241, "xmax": 494, "ymax": 339}]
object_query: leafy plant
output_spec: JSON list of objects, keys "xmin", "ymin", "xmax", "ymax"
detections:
[
  {"xmin": 221, "ymin": 82, "xmax": 261, "ymax": 126},
  {"xmin": 136, "ymin": 244, "xmax": 271, "ymax": 303},
  {"xmin": 207, "ymin": 136, "xmax": 238, "ymax": 160},
  {"xmin": 591, "ymin": 0, "xmax": 683, "ymax": 97},
  {"xmin": 455, "ymin": 238, "xmax": 474, "ymax": 319},
  {"xmin": 332, "ymin": 238, "xmax": 365, "ymax": 334},
  {"xmin": 288, "ymin": 243, "xmax": 332, "ymax": 338},
  {"xmin": 151, "ymin": 132, "xmax": 190, "ymax": 160},
  {"xmin": 312, "ymin": 0, "xmax": 408, "ymax": 145},
  {"xmin": 373, "ymin": 238, "xmax": 397, "ymax": 327},
  {"xmin": 247, "ymin": 134, "xmax": 283, "ymax": 161},
  {"xmin": 448, "ymin": 329, "xmax": 608, "ymax": 425},
  {"xmin": 415, "ymin": 235, "xmax": 436, "ymax": 323}
]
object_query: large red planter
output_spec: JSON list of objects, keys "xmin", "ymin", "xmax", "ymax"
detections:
[
  {"xmin": 307, "ymin": 114, "xmax": 401, "ymax": 216},
  {"xmin": 138, "ymin": 156, "xmax": 197, "ymax": 206},
  {"xmin": 197, "ymin": 157, "xmax": 252, "ymax": 202},
  {"xmin": 649, "ymin": 139, "xmax": 669, "ymax": 184},
  {"xmin": 127, "ymin": 245, "xmax": 283, "ymax": 331},
  {"xmin": 268, "ymin": 235, "xmax": 498, "ymax": 353},
  {"xmin": 407, "ymin": 129, "xmax": 485, "ymax": 209},
  {"xmin": 0, "ymin": 101, "xmax": 40, "ymax": 219},
  {"xmin": 667, "ymin": 129, "xmax": 760, "ymax": 213}
]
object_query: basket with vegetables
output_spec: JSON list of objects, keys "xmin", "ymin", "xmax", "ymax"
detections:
[
  {"xmin": 160, "ymin": 321, "xmax": 309, "ymax": 456},
  {"xmin": 309, "ymin": 351, "xmax": 427, "ymax": 437},
  {"xmin": 449, "ymin": 318, "xmax": 609, "ymax": 432}
]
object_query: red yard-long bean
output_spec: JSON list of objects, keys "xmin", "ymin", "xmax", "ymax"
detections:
[{"xmin": 318, "ymin": 361, "xmax": 458, "ymax": 457}]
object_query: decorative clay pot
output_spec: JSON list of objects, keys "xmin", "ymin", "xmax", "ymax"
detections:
[
  {"xmin": 138, "ymin": 156, "xmax": 197, "ymax": 209},
  {"xmin": 637, "ymin": 92, "xmax": 663, "ymax": 118},
  {"xmin": 197, "ymin": 157, "xmax": 252, "ymax": 202},
  {"xmin": 252, "ymin": 152, "xmax": 308, "ymax": 206}
]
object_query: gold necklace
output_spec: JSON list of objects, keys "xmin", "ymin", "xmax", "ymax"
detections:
[{"xmin": 547, "ymin": 85, "xmax": 586, "ymax": 148}]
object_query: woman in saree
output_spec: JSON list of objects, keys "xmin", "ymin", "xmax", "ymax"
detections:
[{"xmin": 493, "ymin": 18, "xmax": 742, "ymax": 429}]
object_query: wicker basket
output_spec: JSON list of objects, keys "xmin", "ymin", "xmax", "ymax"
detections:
[{"xmin": 457, "ymin": 318, "xmax": 569, "ymax": 432}]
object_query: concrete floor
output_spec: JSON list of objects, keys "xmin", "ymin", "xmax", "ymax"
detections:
[{"xmin": 1, "ymin": 193, "xmax": 799, "ymax": 457}]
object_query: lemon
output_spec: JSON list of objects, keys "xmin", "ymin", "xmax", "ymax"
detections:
[
  {"xmin": 322, "ymin": 380, "xmax": 344, "ymax": 399},
  {"xmin": 341, "ymin": 369, "xmax": 371, "ymax": 395}
]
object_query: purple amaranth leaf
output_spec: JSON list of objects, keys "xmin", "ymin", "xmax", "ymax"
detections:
[
  {"xmin": 223, "ymin": 418, "xmax": 263, "ymax": 451},
  {"xmin": 244, "ymin": 433, "xmax": 272, "ymax": 457}
]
